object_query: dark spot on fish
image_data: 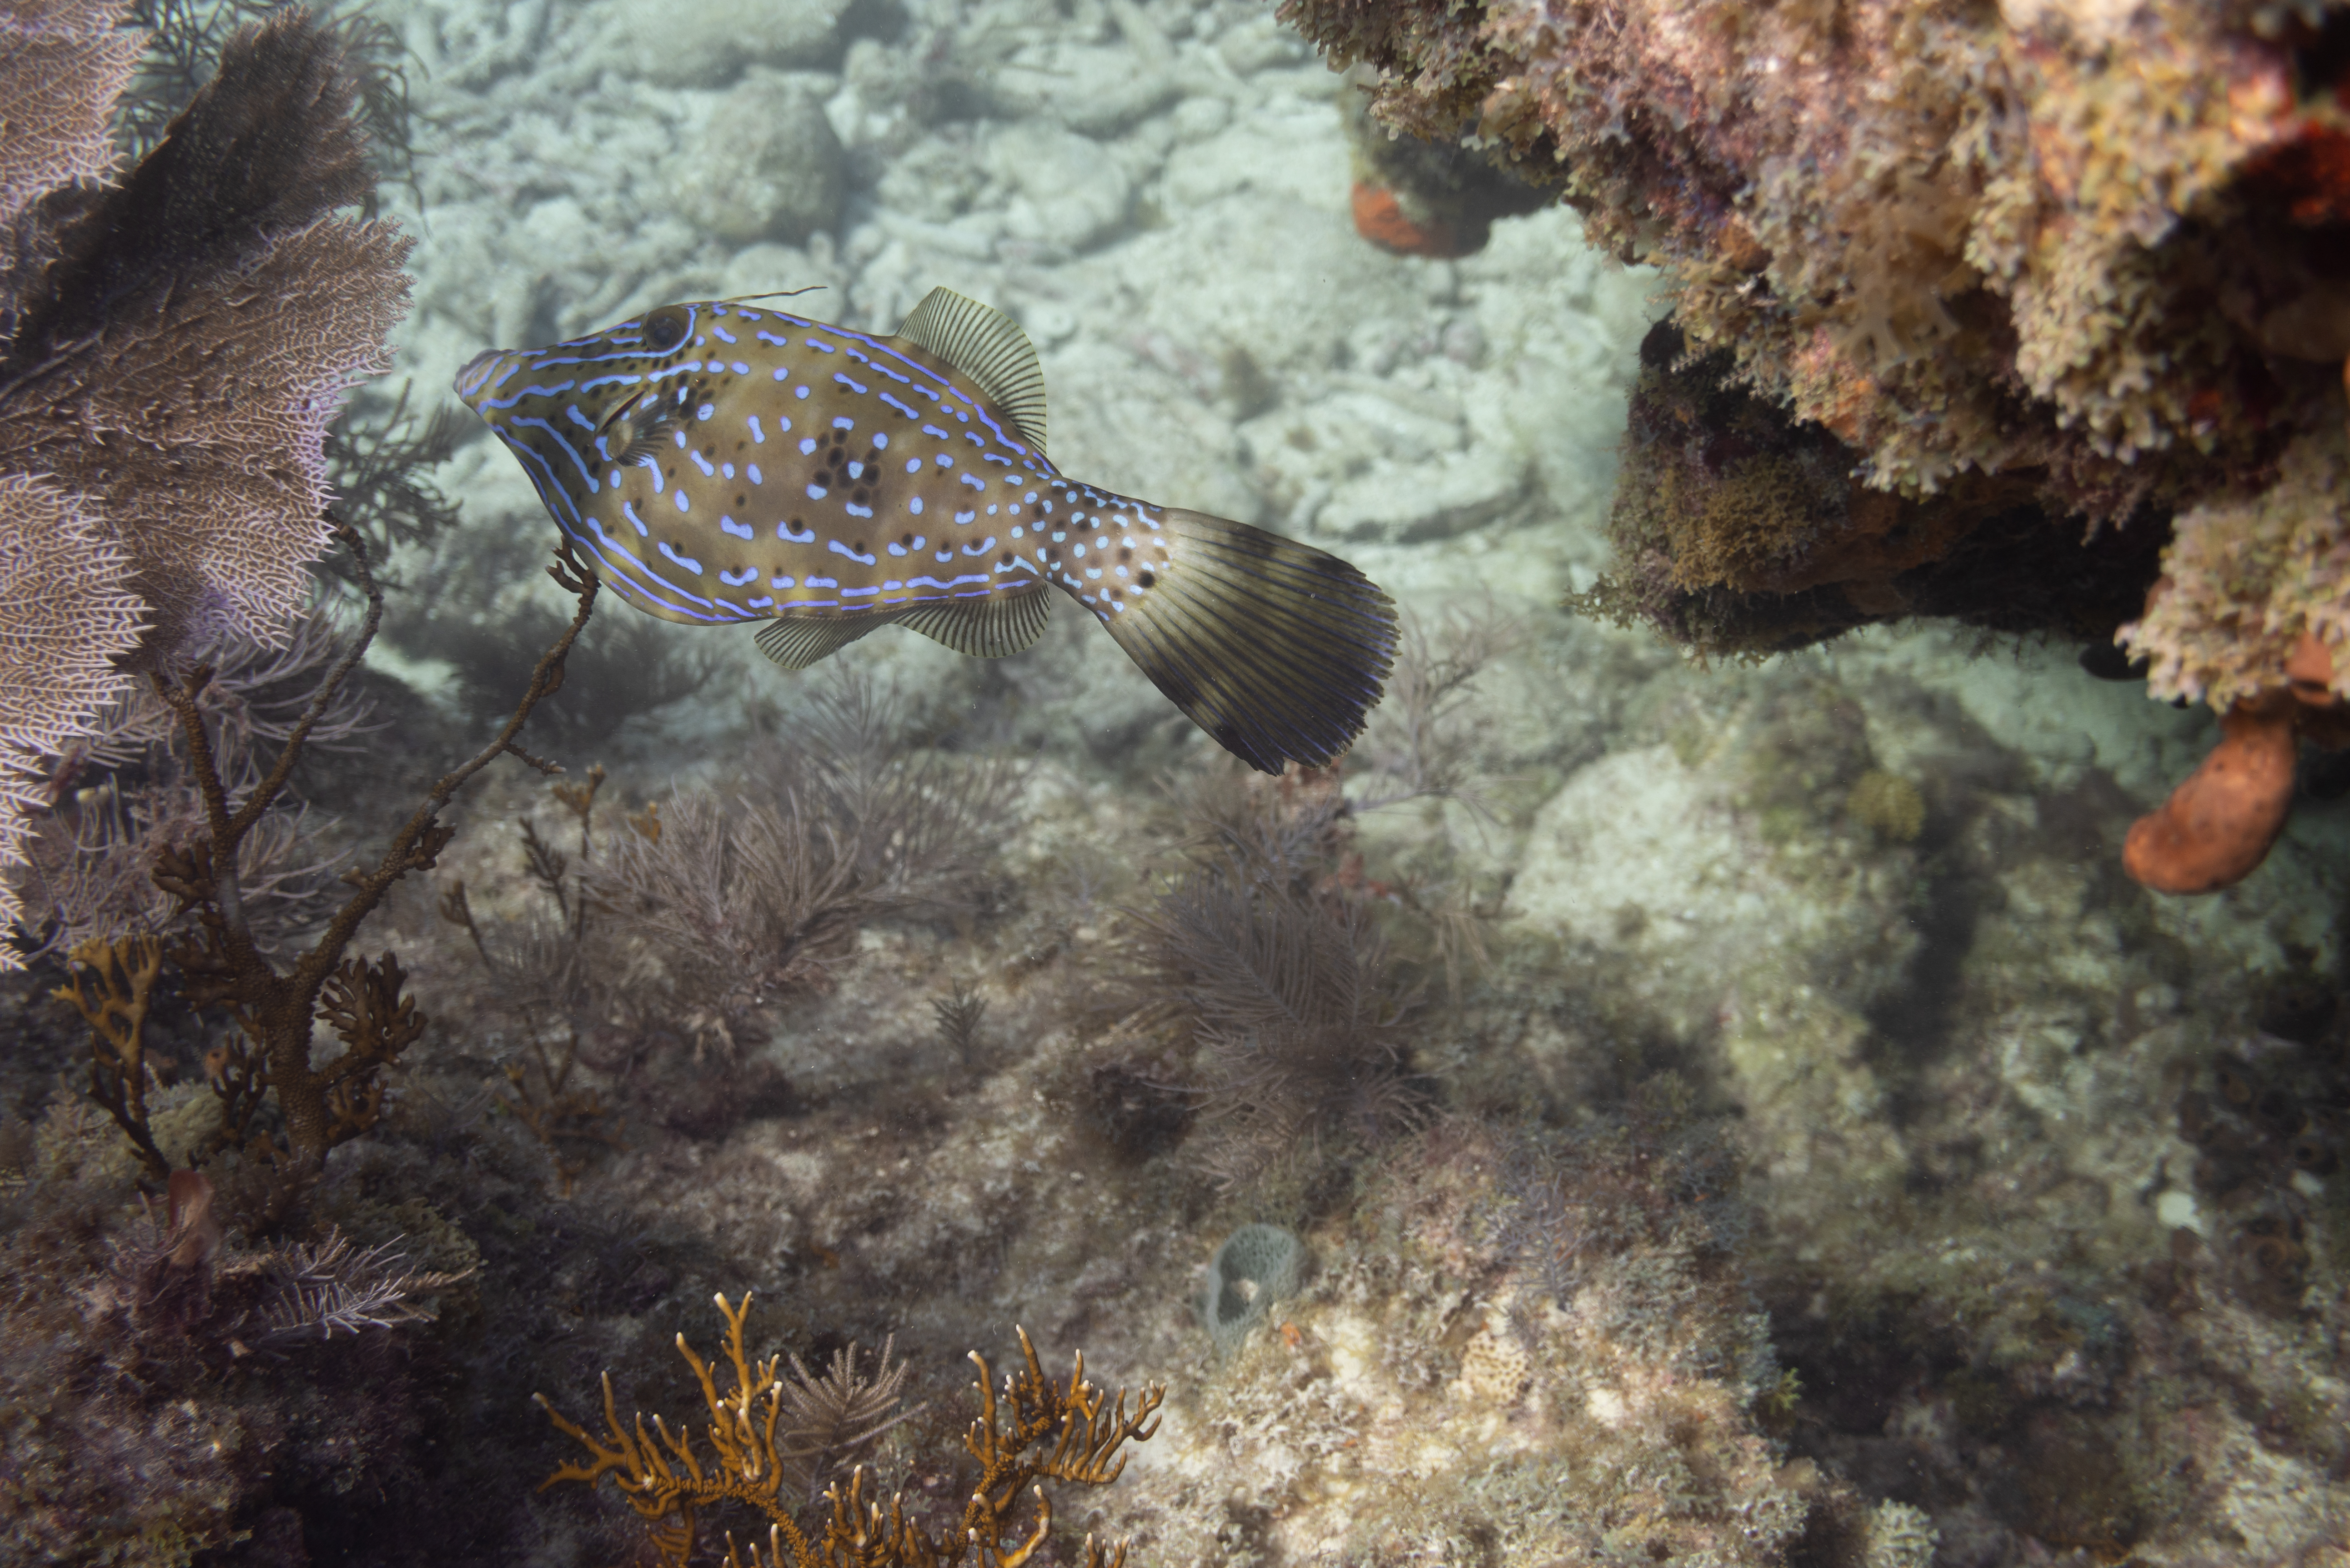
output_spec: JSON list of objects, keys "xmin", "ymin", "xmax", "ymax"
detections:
[
  {"xmin": 735, "ymin": 495, "xmax": 746, "ymax": 506},
  {"xmin": 999, "ymin": 554, "xmax": 1014, "ymax": 566},
  {"xmin": 853, "ymin": 488, "xmax": 870, "ymax": 503},
  {"xmin": 901, "ymin": 533, "xmax": 915, "ymax": 545},
  {"xmin": 1138, "ymin": 570, "xmax": 1155, "ymax": 587},
  {"xmin": 1119, "ymin": 548, "xmax": 1131, "ymax": 561}
]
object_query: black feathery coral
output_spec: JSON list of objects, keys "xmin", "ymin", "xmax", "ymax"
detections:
[
  {"xmin": 1141, "ymin": 860, "xmax": 1426, "ymax": 1187},
  {"xmin": 773, "ymin": 1336, "xmax": 920, "ymax": 1503},
  {"xmin": 583, "ymin": 674, "xmax": 1018, "ymax": 1024}
]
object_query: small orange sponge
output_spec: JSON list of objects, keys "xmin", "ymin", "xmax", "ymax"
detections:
[
  {"xmin": 1351, "ymin": 181, "xmax": 1460, "ymax": 259},
  {"xmin": 2124, "ymin": 694, "xmax": 2299, "ymax": 894}
]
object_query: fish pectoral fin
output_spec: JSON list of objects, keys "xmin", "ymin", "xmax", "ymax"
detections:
[
  {"xmin": 894, "ymin": 287, "xmax": 1048, "ymax": 456},
  {"xmin": 593, "ymin": 387, "xmax": 648, "ymax": 435},
  {"xmin": 893, "ymin": 587, "xmax": 1051, "ymax": 658},
  {"xmin": 753, "ymin": 613, "xmax": 891, "ymax": 671}
]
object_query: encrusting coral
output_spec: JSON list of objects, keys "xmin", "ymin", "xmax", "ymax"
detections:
[{"xmin": 537, "ymin": 1291, "xmax": 1163, "ymax": 1568}]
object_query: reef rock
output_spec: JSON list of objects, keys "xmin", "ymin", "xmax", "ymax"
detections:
[{"xmin": 1280, "ymin": 0, "xmax": 2350, "ymax": 678}]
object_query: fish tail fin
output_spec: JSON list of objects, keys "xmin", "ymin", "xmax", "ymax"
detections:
[{"xmin": 1089, "ymin": 507, "xmax": 1397, "ymax": 773}]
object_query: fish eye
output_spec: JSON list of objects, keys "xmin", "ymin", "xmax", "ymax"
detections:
[{"xmin": 641, "ymin": 306, "xmax": 691, "ymax": 353}]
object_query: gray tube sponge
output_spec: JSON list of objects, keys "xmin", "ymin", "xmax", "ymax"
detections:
[{"xmin": 1197, "ymin": 1224, "xmax": 1303, "ymax": 1356}]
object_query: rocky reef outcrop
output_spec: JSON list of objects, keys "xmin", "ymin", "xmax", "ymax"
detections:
[{"xmin": 1280, "ymin": 0, "xmax": 2350, "ymax": 886}]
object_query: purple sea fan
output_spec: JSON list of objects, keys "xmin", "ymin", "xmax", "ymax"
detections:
[
  {"xmin": 0, "ymin": 9, "xmax": 412, "ymax": 665},
  {"xmin": 0, "ymin": 9, "xmax": 412, "ymax": 965}
]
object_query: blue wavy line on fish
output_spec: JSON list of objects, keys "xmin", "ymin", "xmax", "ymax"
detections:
[{"xmin": 454, "ymin": 287, "xmax": 1396, "ymax": 773}]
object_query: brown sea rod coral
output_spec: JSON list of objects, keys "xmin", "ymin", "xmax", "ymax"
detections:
[{"xmin": 14, "ymin": 610, "xmax": 376, "ymax": 964}]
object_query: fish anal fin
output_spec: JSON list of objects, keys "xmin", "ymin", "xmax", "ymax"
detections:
[
  {"xmin": 894, "ymin": 287, "xmax": 1048, "ymax": 456},
  {"xmin": 893, "ymin": 585, "xmax": 1051, "ymax": 658},
  {"xmin": 753, "ymin": 613, "xmax": 889, "ymax": 671}
]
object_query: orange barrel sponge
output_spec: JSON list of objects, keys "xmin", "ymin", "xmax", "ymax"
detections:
[{"xmin": 2124, "ymin": 693, "xmax": 2299, "ymax": 894}]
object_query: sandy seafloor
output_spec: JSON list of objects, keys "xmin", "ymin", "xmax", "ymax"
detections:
[{"xmin": 258, "ymin": 0, "xmax": 2350, "ymax": 1559}]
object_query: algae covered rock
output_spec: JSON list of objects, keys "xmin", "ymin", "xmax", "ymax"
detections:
[
  {"xmin": 1281, "ymin": 0, "xmax": 2350, "ymax": 692},
  {"xmin": 2122, "ymin": 419, "xmax": 2350, "ymax": 708}
]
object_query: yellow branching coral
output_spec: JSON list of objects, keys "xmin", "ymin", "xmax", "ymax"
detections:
[
  {"xmin": 54, "ymin": 932, "xmax": 171, "ymax": 1180},
  {"xmin": 536, "ymin": 1292, "xmax": 1164, "ymax": 1568}
]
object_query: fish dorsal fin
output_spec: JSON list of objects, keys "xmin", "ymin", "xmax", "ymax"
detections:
[
  {"xmin": 753, "ymin": 613, "xmax": 889, "ymax": 671},
  {"xmin": 896, "ymin": 287, "xmax": 1048, "ymax": 455},
  {"xmin": 894, "ymin": 584, "xmax": 1051, "ymax": 658}
]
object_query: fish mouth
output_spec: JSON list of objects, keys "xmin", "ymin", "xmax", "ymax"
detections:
[{"xmin": 452, "ymin": 347, "xmax": 517, "ymax": 407}]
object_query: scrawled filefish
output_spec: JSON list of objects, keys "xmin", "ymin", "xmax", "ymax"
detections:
[{"xmin": 453, "ymin": 288, "xmax": 1396, "ymax": 773}]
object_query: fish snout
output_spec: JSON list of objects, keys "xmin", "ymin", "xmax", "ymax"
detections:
[{"xmin": 452, "ymin": 347, "xmax": 520, "ymax": 409}]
